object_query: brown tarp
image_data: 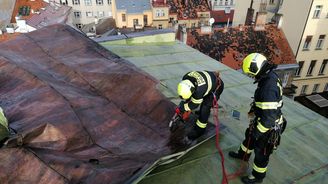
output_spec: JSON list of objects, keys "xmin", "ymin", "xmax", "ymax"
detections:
[{"xmin": 0, "ymin": 24, "xmax": 177, "ymax": 184}]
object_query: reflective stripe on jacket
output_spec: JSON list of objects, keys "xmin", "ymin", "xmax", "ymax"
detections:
[
  {"xmin": 181, "ymin": 71, "xmax": 218, "ymax": 111},
  {"xmin": 254, "ymin": 70, "xmax": 283, "ymax": 133}
]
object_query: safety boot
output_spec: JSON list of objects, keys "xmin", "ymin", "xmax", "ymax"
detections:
[
  {"xmin": 187, "ymin": 125, "xmax": 205, "ymax": 140},
  {"xmin": 241, "ymin": 175, "xmax": 263, "ymax": 184},
  {"xmin": 228, "ymin": 151, "xmax": 250, "ymax": 161}
]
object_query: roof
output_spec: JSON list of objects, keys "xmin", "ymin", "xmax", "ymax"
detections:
[
  {"xmin": 95, "ymin": 28, "xmax": 175, "ymax": 42},
  {"xmin": 82, "ymin": 17, "xmax": 116, "ymax": 35},
  {"xmin": 116, "ymin": 0, "xmax": 151, "ymax": 14},
  {"xmin": 0, "ymin": 0, "xmax": 16, "ymax": 29},
  {"xmin": 99, "ymin": 34, "xmax": 328, "ymax": 184},
  {"xmin": 26, "ymin": 3, "xmax": 71, "ymax": 29},
  {"xmin": 167, "ymin": 0, "xmax": 210, "ymax": 20},
  {"xmin": 152, "ymin": 0, "xmax": 168, "ymax": 7},
  {"xmin": 0, "ymin": 32, "xmax": 20, "ymax": 43},
  {"xmin": 11, "ymin": 0, "xmax": 46, "ymax": 23},
  {"xmin": 211, "ymin": 10, "xmax": 234, "ymax": 23},
  {"xmin": 0, "ymin": 24, "xmax": 190, "ymax": 183},
  {"xmin": 295, "ymin": 92, "xmax": 328, "ymax": 118},
  {"xmin": 186, "ymin": 24, "xmax": 296, "ymax": 70}
]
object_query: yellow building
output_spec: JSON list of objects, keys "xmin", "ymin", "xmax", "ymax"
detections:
[
  {"xmin": 112, "ymin": 0, "xmax": 153, "ymax": 29},
  {"xmin": 151, "ymin": 0, "xmax": 169, "ymax": 29}
]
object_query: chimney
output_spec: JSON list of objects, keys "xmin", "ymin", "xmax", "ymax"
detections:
[
  {"xmin": 245, "ymin": 0, "xmax": 254, "ymax": 25},
  {"xmin": 254, "ymin": 12, "xmax": 267, "ymax": 31}
]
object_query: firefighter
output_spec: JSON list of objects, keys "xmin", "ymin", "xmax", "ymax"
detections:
[
  {"xmin": 229, "ymin": 53, "xmax": 287, "ymax": 184},
  {"xmin": 176, "ymin": 71, "xmax": 224, "ymax": 142}
]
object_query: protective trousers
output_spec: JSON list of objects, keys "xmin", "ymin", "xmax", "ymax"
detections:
[{"xmin": 237, "ymin": 126, "xmax": 275, "ymax": 179}]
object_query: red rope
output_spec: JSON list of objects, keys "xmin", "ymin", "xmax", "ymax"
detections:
[
  {"xmin": 212, "ymin": 96, "xmax": 228, "ymax": 184},
  {"xmin": 212, "ymin": 95, "xmax": 250, "ymax": 184}
]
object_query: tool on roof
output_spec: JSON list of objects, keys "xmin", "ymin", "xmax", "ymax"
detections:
[{"xmin": 169, "ymin": 107, "xmax": 191, "ymax": 132}]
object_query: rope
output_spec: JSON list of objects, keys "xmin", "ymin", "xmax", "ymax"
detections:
[
  {"xmin": 212, "ymin": 94, "xmax": 228, "ymax": 184},
  {"xmin": 211, "ymin": 76, "xmax": 250, "ymax": 183}
]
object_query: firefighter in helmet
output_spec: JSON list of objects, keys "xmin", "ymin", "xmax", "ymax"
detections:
[
  {"xmin": 176, "ymin": 71, "xmax": 224, "ymax": 142},
  {"xmin": 229, "ymin": 53, "xmax": 287, "ymax": 184}
]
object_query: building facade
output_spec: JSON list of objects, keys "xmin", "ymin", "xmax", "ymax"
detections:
[
  {"xmin": 280, "ymin": 0, "xmax": 328, "ymax": 96},
  {"xmin": 152, "ymin": 0, "xmax": 169, "ymax": 29},
  {"xmin": 54, "ymin": 0, "xmax": 113, "ymax": 29},
  {"xmin": 112, "ymin": 0, "xmax": 152, "ymax": 29}
]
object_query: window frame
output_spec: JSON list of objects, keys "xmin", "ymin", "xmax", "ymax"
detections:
[
  {"xmin": 316, "ymin": 35, "xmax": 325, "ymax": 50},
  {"xmin": 73, "ymin": 11, "xmax": 81, "ymax": 18},
  {"xmin": 84, "ymin": 0, "xmax": 92, "ymax": 6},
  {"xmin": 72, "ymin": 0, "xmax": 80, "ymax": 5},
  {"xmin": 86, "ymin": 11, "xmax": 93, "ymax": 17},
  {"xmin": 122, "ymin": 14, "xmax": 126, "ymax": 22},
  {"xmin": 295, "ymin": 61, "xmax": 304, "ymax": 77},
  {"xmin": 313, "ymin": 5, "xmax": 322, "ymax": 18},
  {"xmin": 319, "ymin": 59, "xmax": 328, "ymax": 75},
  {"xmin": 312, "ymin": 84, "xmax": 320, "ymax": 93},
  {"xmin": 303, "ymin": 36, "xmax": 313, "ymax": 50},
  {"xmin": 96, "ymin": 0, "xmax": 103, "ymax": 5},
  {"xmin": 324, "ymin": 83, "xmax": 328, "ymax": 91},
  {"xmin": 300, "ymin": 85, "xmax": 308, "ymax": 95},
  {"xmin": 307, "ymin": 60, "xmax": 317, "ymax": 76}
]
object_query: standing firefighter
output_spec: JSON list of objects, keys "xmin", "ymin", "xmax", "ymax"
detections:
[
  {"xmin": 176, "ymin": 71, "xmax": 224, "ymax": 142},
  {"xmin": 229, "ymin": 53, "xmax": 287, "ymax": 184}
]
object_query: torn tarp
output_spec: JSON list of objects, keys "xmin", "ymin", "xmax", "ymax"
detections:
[{"xmin": 0, "ymin": 24, "xmax": 195, "ymax": 183}]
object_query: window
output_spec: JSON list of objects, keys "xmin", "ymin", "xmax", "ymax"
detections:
[
  {"xmin": 230, "ymin": 0, "xmax": 234, "ymax": 5},
  {"xmin": 269, "ymin": 0, "xmax": 275, "ymax": 4},
  {"xmin": 295, "ymin": 61, "xmax": 304, "ymax": 76},
  {"xmin": 303, "ymin": 36, "xmax": 312, "ymax": 50},
  {"xmin": 96, "ymin": 0, "xmax": 103, "ymax": 5},
  {"xmin": 191, "ymin": 23, "xmax": 196, "ymax": 27},
  {"xmin": 156, "ymin": 10, "xmax": 161, "ymax": 17},
  {"xmin": 161, "ymin": 10, "xmax": 165, "ymax": 16},
  {"xmin": 144, "ymin": 15, "xmax": 148, "ymax": 26},
  {"xmin": 225, "ymin": 0, "xmax": 229, "ymax": 5},
  {"xmin": 76, "ymin": 23, "xmax": 82, "ymax": 29},
  {"xmin": 84, "ymin": 0, "xmax": 92, "ymax": 6},
  {"xmin": 98, "ymin": 11, "xmax": 104, "ymax": 17},
  {"xmin": 158, "ymin": 24, "xmax": 163, "ymax": 29},
  {"xmin": 316, "ymin": 35, "xmax": 325, "ymax": 49},
  {"xmin": 72, "ymin": 0, "xmax": 80, "ymax": 5},
  {"xmin": 219, "ymin": 0, "xmax": 223, "ymax": 5},
  {"xmin": 133, "ymin": 19, "xmax": 139, "ymax": 26},
  {"xmin": 74, "ymin": 11, "xmax": 81, "ymax": 18},
  {"xmin": 122, "ymin": 14, "xmax": 126, "ymax": 22},
  {"xmin": 60, "ymin": 0, "xmax": 68, "ymax": 5},
  {"xmin": 282, "ymin": 73, "xmax": 290, "ymax": 87},
  {"xmin": 319, "ymin": 59, "xmax": 328, "ymax": 75},
  {"xmin": 86, "ymin": 11, "xmax": 93, "ymax": 17},
  {"xmin": 300, "ymin": 85, "xmax": 308, "ymax": 95},
  {"xmin": 307, "ymin": 60, "xmax": 317, "ymax": 76},
  {"xmin": 313, "ymin": 5, "xmax": 322, "ymax": 18},
  {"xmin": 108, "ymin": 0, "xmax": 112, "ymax": 4},
  {"xmin": 325, "ymin": 83, "xmax": 328, "ymax": 91},
  {"xmin": 312, "ymin": 84, "xmax": 320, "ymax": 93}
]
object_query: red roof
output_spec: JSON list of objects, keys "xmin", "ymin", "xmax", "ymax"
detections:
[
  {"xmin": 210, "ymin": 10, "xmax": 234, "ymax": 23},
  {"xmin": 186, "ymin": 24, "xmax": 296, "ymax": 70},
  {"xmin": 11, "ymin": 0, "xmax": 46, "ymax": 23}
]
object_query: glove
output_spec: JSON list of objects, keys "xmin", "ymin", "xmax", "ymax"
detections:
[{"xmin": 182, "ymin": 111, "xmax": 191, "ymax": 121}]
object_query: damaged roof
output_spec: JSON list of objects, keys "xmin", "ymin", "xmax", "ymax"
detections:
[
  {"xmin": 186, "ymin": 24, "xmax": 296, "ymax": 70},
  {"xmin": 99, "ymin": 33, "xmax": 328, "ymax": 184},
  {"xmin": 0, "ymin": 24, "xmax": 184, "ymax": 183}
]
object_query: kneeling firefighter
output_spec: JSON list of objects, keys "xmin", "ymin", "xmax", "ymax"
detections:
[
  {"xmin": 175, "ymin": 71, "xmax": 224, "ymax": 142},
  {"xmin": 229, "ymin": 53, "xmax": 287, "ymax": 184}
]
